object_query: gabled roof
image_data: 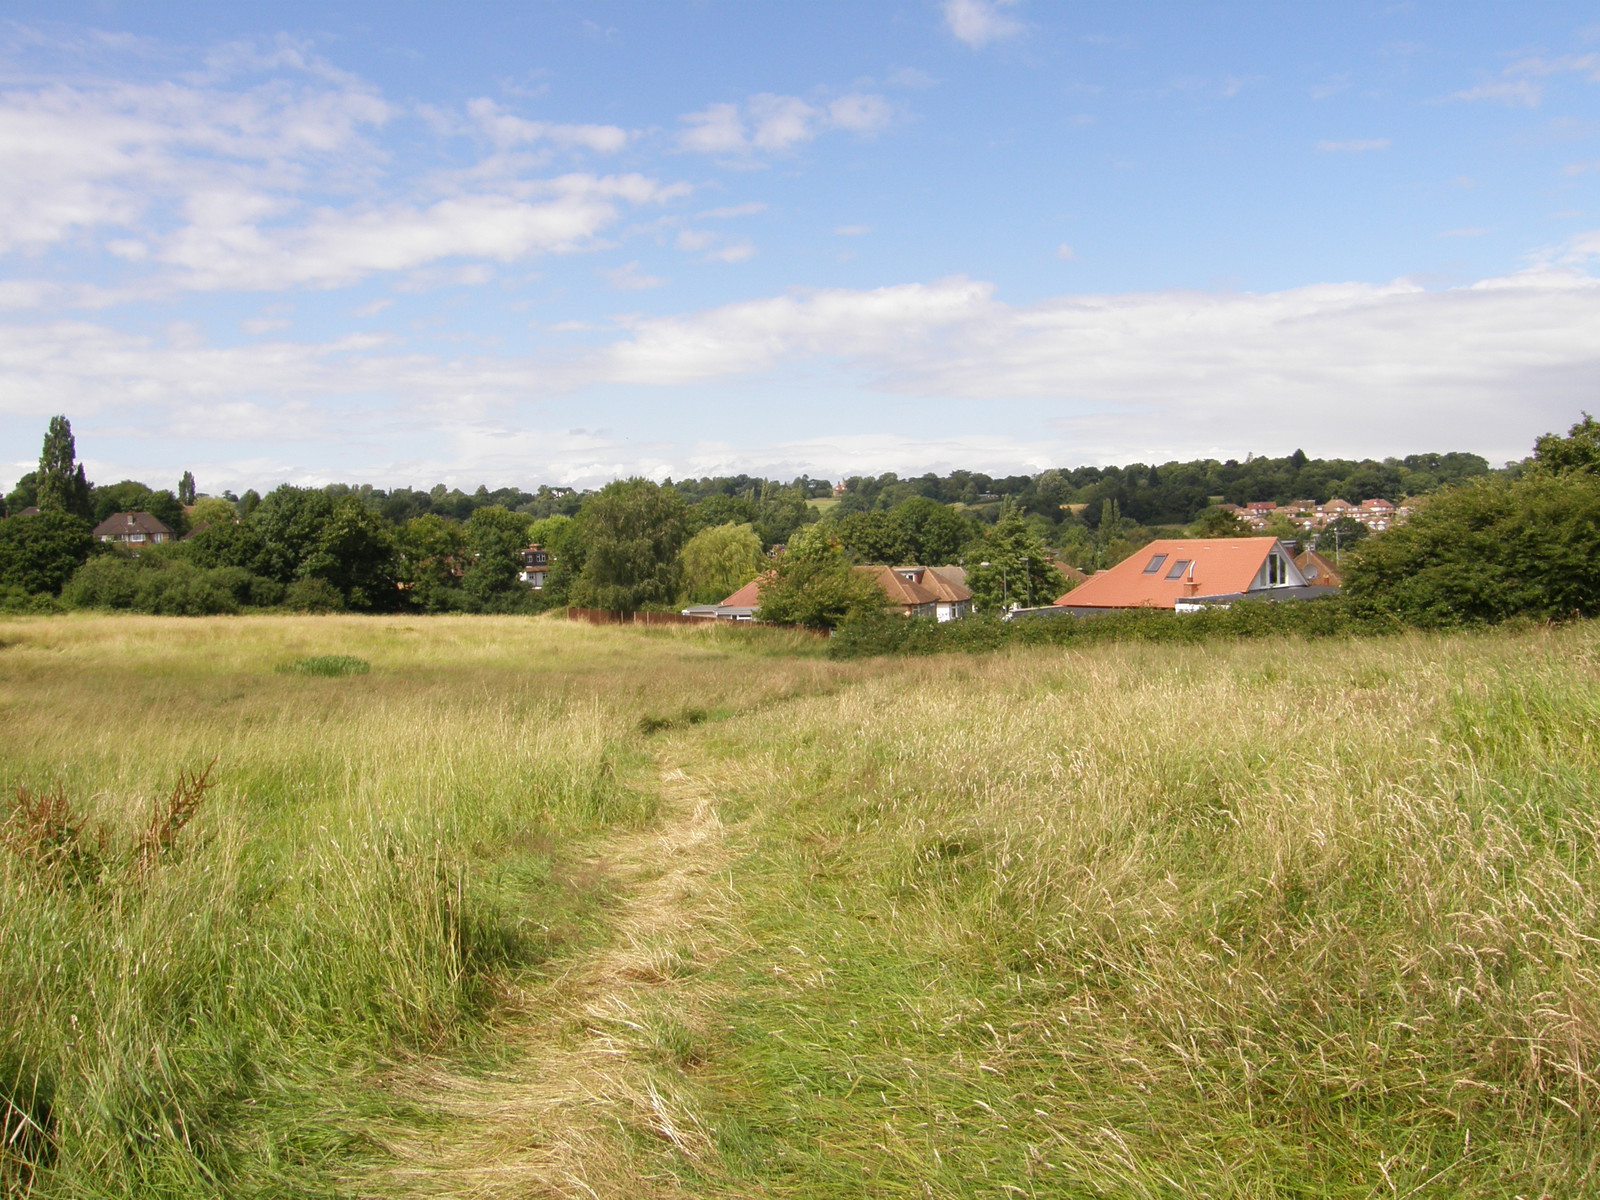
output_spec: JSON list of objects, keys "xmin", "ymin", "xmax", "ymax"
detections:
[
  {"xmin": 1294, "ymin": 549, "xmax": 1345, "ymax": 586},
  {"xmin": 93, "ymin": 511, "xmax": 174, "ymax": 538},
  {"xmin": 1053, "ymin": 538, "xmax": 1300, "ymax": 609},
  {"xmin": 717, "ymin": 573, "xmax": 771, "ymax": 608},
  {"xmin": 855, "ymin": 565, "xmax": 973, "ymax": 608}
]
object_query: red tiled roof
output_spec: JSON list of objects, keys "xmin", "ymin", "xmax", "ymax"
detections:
[
  {"xmin": 1294, "ymin": 549, "xmax": 1344, "ymax": 586},
  {"xmin": 1053, "ymin": 538, "xmax": 1284, "ymax": 609},
  {"xmin": 718, "ymin": 574, "xmax": 771, "ymax": 607}
]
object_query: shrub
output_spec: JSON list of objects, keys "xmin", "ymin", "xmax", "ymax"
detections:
[{"xmin": 284, "ymin": 577, "xmax": 346, "ymax": 613}]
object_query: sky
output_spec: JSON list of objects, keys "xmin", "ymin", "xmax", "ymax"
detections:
[{"xmin": 2, "ymin": 0, "xmax": 1599, "ymax": 496}]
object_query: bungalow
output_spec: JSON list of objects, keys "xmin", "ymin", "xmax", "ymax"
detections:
[
  {"xmin": 93, "ymin": 512, "xmax": 175, "ymax": 548},
  {"xmin": 858, "ymin": 565, "xmax": 972, "ymax": 621},
  {"xmin": 1051, "ymin": 537, "xmax": 1326, "ymax": 613},
  {"xmin": 683, "ymin": 563, "xmax": 974, "ymax": 623},
  {"xmin": 681, "ymin": 575, "xmax": 766, "ymax": 621}
]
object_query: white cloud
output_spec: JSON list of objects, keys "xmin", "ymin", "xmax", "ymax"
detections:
[
  {"xmin": 1316, "ymin": 138, "xmax": 1391, "ymax": 152},
  {"xmin": 1440, "ymin": 227, "xmax": 1491, "ymax": 238},
  {"xmin": 1055, "ymin": 243, "xmax": 1078, "ymax": 261},
  {"xmin": 676, "ymin": 89, "xmax": 894, "ymax": 156},
  {"xmin": 5, "ymin": 260, "xmax": 1600, "ymax": 485},
  {"xmin": 698, "ymin": 202, "xmax": 767, "ymax": 219},
  {"xmin": 155, "ymin": 174, "xmax": 690, "ymax": 290},
  {"xmin": 943, "ymin": 0, "xmax": 1024, "ymax": 49},
  {"xmin": 587, "ymin": 267, "xmax": 1600, "ymax": 462},
  {"xmin": 241, "ymin": 317, "xmax": 291, "ymax": 334},
  {"xmin": 604, "ymin": 261, "xmax": 668, "ymax": 290},
  {"xmin": 835, "ymin": 224, "xmax": 872, "ymax": 236},
  {"xmin": 677, "ymin": 102, "xmax": 746, "ymax": 154},
  {"xmin": 827, "ymin": 93, "xmax": 894, "ymax": 134},
  {"xmin": 1447, "ymin": 79, "xmax": 1544, "ymax": 107},
  {"xmin": 674, "ymin": 228, "xmax": 754, "ymax": 262},
  {"xmin": 705, "ymin": 241, "xmax": 755, "ymax": 264},
  {"xmin": 1447, "ymin": 52, "xmax": 1600, "ymax": 108},
  {"xmin": 464, "ymin": 97, "xmax": 628, "ymax": 153}
]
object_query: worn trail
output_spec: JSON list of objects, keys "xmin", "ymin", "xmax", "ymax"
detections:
[{"xmin": 354, "ymin": 758, "xmax": 742, "ymax": 1200}]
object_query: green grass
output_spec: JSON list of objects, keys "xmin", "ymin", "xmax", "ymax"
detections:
[
  {"xmin": 7, "ymin": 613, "xmax": 1600, "ymax": 1196},
  {"xmin": 275, "ymin": 655, "xmax": 371, "ymax": 676},
  {"xmin": 604, "ymin": 628, "xmax": 1600, "ymax": 1197},
  {"xmin": 0, "ymin": 613, "xmax": 863, "ymax": 1197}
]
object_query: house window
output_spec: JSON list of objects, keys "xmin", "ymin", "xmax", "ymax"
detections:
[
  {"xmin": 1143, "ymin": 554, "xmax": 1168, "ymax": 574},
  {"xmin": 1165, "ymin": 559, "xmax": 1191, "ymax": 580},
  {"xmin": 130, "ymin": 533, "xmax": 145, "ymax": 542}
]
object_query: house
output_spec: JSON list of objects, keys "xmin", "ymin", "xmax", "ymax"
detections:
[
  {"xmin": 1357, "ymin": 498, "xmax": 1396, "ymax": 530},
  {"xmin": 1050, "ymin": 560, "xmax": 1090, "ymax": 592},
  {"xmin": 1294, "ymin": 548, "xmax": 1345, "ymax": 587},
  {"xmin": 93, "ymin": 512, "xmax": 175, "ymax": 547},
  {"xmin": 681, "ymin": 575, "xmax": 767, "ymax": 621},
  {"xmin": 517, "ymin": 543, "xmax": 550, "ymax": 589},
  {"xmin": 858, "ymin": 565, "xmax": 973, "ymax": 621},
  {"xmin": 1051, "ymin": 537, "xmax": 1326, "ymax": 613}
]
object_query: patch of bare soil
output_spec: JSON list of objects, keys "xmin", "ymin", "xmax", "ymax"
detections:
[{"xmin": 352, "ymin": 761, "xmax": 744, "ymax": 1199}]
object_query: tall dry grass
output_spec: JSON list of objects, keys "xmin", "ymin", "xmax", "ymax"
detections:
[
  {"xmin": 0, "ymin": 613, "xmax": 850, "ymax": 1197},
  {"xmin": 617, "ymin": 627, "xmax": 1600, "ymax": 1196}
]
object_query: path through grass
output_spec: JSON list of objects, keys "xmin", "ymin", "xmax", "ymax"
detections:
[{"xmin": 7, "ymin": 615, "xmax": 1600, "ymax": 1196}]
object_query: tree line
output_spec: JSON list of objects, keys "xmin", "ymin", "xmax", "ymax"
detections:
[{"xmin": 0, "ymin": 413, "xmax": 1514, "ymax": 622}]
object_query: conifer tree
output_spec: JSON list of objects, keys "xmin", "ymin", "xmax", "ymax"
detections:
[
  {"xmin": 35, "ymin": 415, "xmax": 92, "ymax": 519},
  {"xmin": 178, "ymin": 471, "xmax": 197, "ymax": 505}
]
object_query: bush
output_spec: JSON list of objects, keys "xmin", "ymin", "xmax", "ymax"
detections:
[
  {"xmin": 284, "ymin": 577, "xmax": 346, "ymax": 613},
  {"xmin": 1344, "ymin": 472, "xmax": 1600, "ymax": 626}
]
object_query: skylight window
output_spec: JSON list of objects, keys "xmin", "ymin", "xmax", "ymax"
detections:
[
  {"xmin": 1166, "ymin": 559, "xmax": 1191, "ymax": 580},
  {"xmin": 1143, "ymin": 554, "xmax": 1168, "ymax": 574}
]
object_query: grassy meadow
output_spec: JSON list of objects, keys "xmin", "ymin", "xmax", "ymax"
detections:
[
  {"xmin": 0, "ymin": 614, "xmax": 846, "ymax": 1196},
  {"xmin": 4, "ymin": 613, "xmax": 1600, "ymax": 1196}
]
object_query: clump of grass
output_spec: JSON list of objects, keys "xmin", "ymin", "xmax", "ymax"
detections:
[
  {"xmin": 277, "ymin": 653, "xmax": 371, "ymax": 676},
  {"xmin": 638, "ymin": 705, "xmax": 711, "ymax": 735}
]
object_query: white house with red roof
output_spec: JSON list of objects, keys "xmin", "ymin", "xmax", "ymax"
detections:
[{"xmin": 1052, "ymin": 538, "xmax": 1321, "ymax": 612}]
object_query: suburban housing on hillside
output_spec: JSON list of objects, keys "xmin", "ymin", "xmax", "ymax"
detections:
[{"xmin": 1048, "ymin": 538, "xmax": 1335, "ymax": 613}]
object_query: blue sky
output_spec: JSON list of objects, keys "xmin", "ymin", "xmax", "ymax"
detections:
[{"xmin": 2, "ymin": 1, "xmax": 1598, "ymax": 495}]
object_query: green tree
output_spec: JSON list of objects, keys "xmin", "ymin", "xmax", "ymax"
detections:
[
  {"xmin": 1192, "ymin": 506, "xmax": 1248, "ymax": 538},
  {"xmin": 297, "ymin": 496, "xmax": 400, "ymax": 611},
  {"xmin": 755, "ymin": 525, "xmax": 884, "ymax": 630},
  {"xmin": 887, "ymin": 496, "xmax": 975, "ymax": 565},
  {"xmin": 178, "ymin": 471, "xmax": 197, "ymax": 505},
  {"xmin": 462, "ymin": 505, "xmax": 534, "ymax": 605},
  {"xmin": 1532, "ymin": 412, "xmax": 1600, "ymax": 475},
  {"xmin": 967, "ymin": 501, "xmax": 1055, "ymax": 612},
  {"xmin": 247, "ymin": 485, "xmax": 336, "ymax": 582},
  {"xmin": 1344, "ymin": 472, "xmax": 1600, "ymax": 625},
  {"xmin": 681, "ymin": 522, "xmax": 764, "ymax": 604},
  {"xmin": 397, "ymin": 514, "xmax": 468, "ymax": 610},
  {"xmin": 0, "ymin": 510, "xmax": 94, "ymax": 594},
  {"xmin": 5, "ymin": 472, "xmax": 38, "ymax": 516},
  {"xmin": 569, "ymin": 479, "xmax": 688, "ymax": 612},
  {"xmin": 35, "ymin": 416, "xmax": 92, "ymax": 519},
  {"xmin": 187, "ymin": 495, "xmax": 236, "ymax": 529},
  {"xmin": 1314, "ymin": 516, "xmax": 1368, "ymax": 557}
]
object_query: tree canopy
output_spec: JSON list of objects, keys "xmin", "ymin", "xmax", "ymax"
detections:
[{"xmin": 569, "ymin": 478, "xmax": 688, "ymax": 613}]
